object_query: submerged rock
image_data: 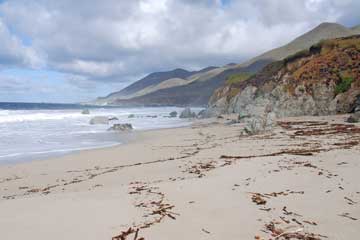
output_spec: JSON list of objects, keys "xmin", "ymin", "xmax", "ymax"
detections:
[
  {"xmin": 81, "ymin": 109, "xmax": 90, "ymax": 115},
  {"xmin": 128, "ymin": 114, "xmax": 135, "ymax": 118},
  {"xmin": 89, "ymin": 116, "xmax": 109, "ymax": 125},
  {"xmin": 179, "ymin": 107, "xmax": 196, "ymax": 118},
  {"xmin": 108, "ymin": 116, "xmax": 119, "ymax": 121},
  {"xmin": 108, "ymin": 123, "xmax": 133, "ymax": 131}
]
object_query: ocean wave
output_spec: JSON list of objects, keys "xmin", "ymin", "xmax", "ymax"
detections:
[
  {"xmin": 0, "ymin": 107, "xmax": 196, "ymax": 164},
  {"xmin": 0, "ymin": 110, "xmax": 10, "ymax": 116},
  {"xmin": 0, "ymin": 111, "xmax": 87, "ymax": 123}
]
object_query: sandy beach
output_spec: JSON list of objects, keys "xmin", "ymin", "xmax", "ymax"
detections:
[{"xmin": 0, "ymin": 115, "xmax": 359, "ymax": 240}]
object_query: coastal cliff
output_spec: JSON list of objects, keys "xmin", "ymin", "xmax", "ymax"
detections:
[{"xmin": 203, "ymin": 35, "xmax": 360, "ymax": 118}]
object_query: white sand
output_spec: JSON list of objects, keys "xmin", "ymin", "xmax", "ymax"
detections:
[{"xmin": 0, "ymin": 115, "xmax": 359, "ymax": 239}]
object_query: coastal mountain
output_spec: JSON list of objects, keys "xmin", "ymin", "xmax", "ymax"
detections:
[
  {"xmin": 97, "ymin": 22, "xmax": 360, "ymax": 107},
  {"xmin": 109, "ymin": 60, "xmax": 269, "ymax": 106},
  {"xmin": 203, "ymin": 34, "xmax": 360, "ymax": 118},
  {"xmin": 95, "ymin": 66, "xmax": 225, "ymax": 105},
  {"xmin": 240, "ymin": 22, "xmax": 360, "ymax": 67},
  {"xmin": 96, "ymin": 68, "xmax": 193, "ymax": 103}
]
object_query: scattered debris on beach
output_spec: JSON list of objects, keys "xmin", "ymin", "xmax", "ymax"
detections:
[
  {"xmin": 113, "ymin": 182, "xmax": 178, "ymax": 240},
  {"xmin": 251, "ymin": 193, "xmax": 267, "ymax": 205},
  {"xmin": 338, "ymin": 213, "xmax": 358, "ymax": 221},
  {"xmin": 112, "ymin": 227, "xmax": 144, "ymax": 240},
  {"xmin": 2, "ymin": 117, "xmax": 360, "ymax": 239},
  {"xmin": 263, "ymin": 221, "xmax": 325, "ymax": 240}
]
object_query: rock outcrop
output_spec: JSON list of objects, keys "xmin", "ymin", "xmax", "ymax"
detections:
[
  {"xmin": 204, "ymin": 35, "xmax": 360, "ymax": 119},
  {"xmin": 179, "ymin": 108, "xmax": 196, "ymax": 118},
  {"xmin": 351, "ymin": 95, "xmax": 360, "ymax": 112},
  {"xmin": 347, "ymin": 112, "xmax": 360, "ymax": 123},
  {"xmin": 242, "ymin": 111, "xmax": 276, "ymax": 135}
]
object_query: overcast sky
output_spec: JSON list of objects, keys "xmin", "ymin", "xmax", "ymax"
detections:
[{"xmin": 0, "ymin": 0, "xmax": 359, "ymax": 103}]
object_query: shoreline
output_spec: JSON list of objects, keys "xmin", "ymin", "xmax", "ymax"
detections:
[
  {"xmin": 0, "ymin": 106, "xmax": 196, "ymax": 166},
  {"xmin": 0, "ymin": 114, "xmax": 359, "ymax": 239},
  {"xmin": 0, "ymin": 122, "xmax": 194, "ymax": 166}
]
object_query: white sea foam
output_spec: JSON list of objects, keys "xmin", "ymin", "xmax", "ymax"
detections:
[
  {"xmin": 0, "ymin": 110, "xmax": 85, "ymax": 123},
  {"xmin": 0, "ymin": 107, "xmax": 200, "ymax": 164}
]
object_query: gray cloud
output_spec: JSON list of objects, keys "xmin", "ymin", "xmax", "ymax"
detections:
[
  {"xmin": 0, "ymin": 0, "xmax": 359, "ymax": 100},
  {"xmin": 0, "ymin": 19, "xmax": 43, "ymax": 69}
]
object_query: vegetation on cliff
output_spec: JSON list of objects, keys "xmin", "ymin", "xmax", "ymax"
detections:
[
  {"xmin": 335, "ymin": 75, "xmax": 354, "ymax": 95},
  {"xmin": 207, "ymin": 34, "xmax": 360, "ymax": 117}
]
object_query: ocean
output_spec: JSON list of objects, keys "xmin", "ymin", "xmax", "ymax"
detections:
[{"xmin": 0, "ymin": 102, "xmax": 199, "ymax": 164}]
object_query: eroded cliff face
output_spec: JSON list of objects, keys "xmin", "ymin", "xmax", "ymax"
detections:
[{"xmin": 204, "ymin": 35, "xmax": 360, "ymax": 118}]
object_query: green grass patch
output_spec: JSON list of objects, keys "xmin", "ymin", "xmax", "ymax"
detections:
[
  {"xmin": 226, "ymin": 72, "xmax": 254, "ymax": 85},
  {"xmin": 335, "ymin": 75, "xmax": 353, "ymax": 95}
]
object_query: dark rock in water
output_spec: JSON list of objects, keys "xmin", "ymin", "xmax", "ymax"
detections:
[
  {"xmin": 90, "ymin": 116, "xmax": 109, "ymax": 125},
  {"xmin": 146, "ymin": 115, "xmax": 157, "ymax": 118},
  {"xmin": 81, "ymin": 109, "xmax": 90, "ymax": 115},
  {"xmin": 108, "ymin": 116, "xmax": 119, "ymax": 121},
  {"xmin": 169, "ymin": 111, "xmax": 178, "ymax": 118},
  {"xmin": 180, "ymin": 107, "xmax": 196, "ymax": 118},
  {"xmin": 128, "ymin": 114, "xmax": 135, "ymax": 118},
  {"xmin": 108, "ymin": 123, "xmax": 133, "ymax": 131},
  {"xmin": 346, "ymin": 112, "xmax": 360, "ymax": 123}
]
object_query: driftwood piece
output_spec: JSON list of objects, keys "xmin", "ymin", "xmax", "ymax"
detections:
[{"xmin": 339, "ymin": 213, "xmax": 358, "ymax": 221}]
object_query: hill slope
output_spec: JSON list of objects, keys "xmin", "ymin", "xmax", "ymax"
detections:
[
  {"xmin": 203, "ymin": 35, "xmax": 360, "ymax": 117},
  {"xmin": 111, "ymin": 60, "xmax": 270, "ymax": 106},
  {"xmin": 240, "ymin": 22, "xmax": 360, "ymax": 67},
  {"xmin": 99, "ymin": 68, "xmax": 192, "ymax": 101}
]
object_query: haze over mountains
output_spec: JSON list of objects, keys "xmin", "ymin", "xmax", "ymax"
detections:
[{"xmin": 96, "ymin": 22, "xmax": 360, "ymax": 107}]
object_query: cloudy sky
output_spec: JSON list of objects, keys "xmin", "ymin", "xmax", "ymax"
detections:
[{"xmin": 0, "ymin": 0, "xmax": 359, "ymax": 103}]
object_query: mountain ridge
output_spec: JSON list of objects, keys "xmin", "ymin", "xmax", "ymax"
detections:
[
  {"xmin": 239, "ymin": 22, "xmax": 360, "ymax": 67},
  {"xmin": 97, "ymin": 22, "xmax": 360, "ymax": 107}
]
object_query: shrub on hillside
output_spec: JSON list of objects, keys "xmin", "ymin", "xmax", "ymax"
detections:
[
  {"xmin": 225, "ymin": 72, "xmax": 254, "ymax": 85},
  {"xmin": 335, "ymin": 75, "xmax": 353, "ymax": 95}
]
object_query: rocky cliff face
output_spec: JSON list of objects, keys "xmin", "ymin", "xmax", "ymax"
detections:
[{"xmin": 204, "ymin": 35, "xmax": 360, "ymax": 118}]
